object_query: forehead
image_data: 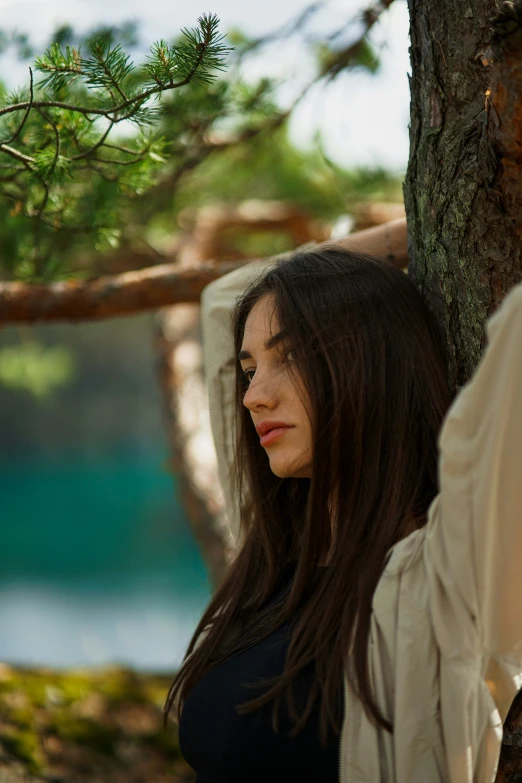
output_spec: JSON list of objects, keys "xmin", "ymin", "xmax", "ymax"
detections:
[{"xmin": 242, "ymin": 294, "xmax": 279, "ymax": 345}]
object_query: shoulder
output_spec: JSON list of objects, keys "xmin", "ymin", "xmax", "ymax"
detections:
[
  {"xmin": 370, "ymin": 527, "xmax": 429, "ymax": 625},
  {"xmin": 382, "ymin": 526, "xmax": 427, "ymax": 578}
]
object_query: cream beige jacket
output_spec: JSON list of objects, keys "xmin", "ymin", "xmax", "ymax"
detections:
[{"xmin": 175, "ymin": 259, "xmax": 522, "ymax": 783}]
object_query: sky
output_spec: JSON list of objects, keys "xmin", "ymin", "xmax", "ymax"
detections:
[{"xmin": 0, "ymin": 0, "xmax": 412, "ymax": 171}]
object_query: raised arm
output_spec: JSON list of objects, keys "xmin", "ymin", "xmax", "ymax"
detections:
[
  {"xmin": 200, "ymin": 217, "xmax": 408, "ymax": 547},
  {"xmin": 424, "ymin": 280, "xmax": 522, "ymax": 658},
  {"xmin": 335, "ymin": 217, "xmax": 408, "ymax": 269},
  {"xmin": 201, "ymin": 259, "xmax": 273, "ymax": 547}
]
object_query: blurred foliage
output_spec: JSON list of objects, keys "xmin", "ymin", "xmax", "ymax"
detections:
[
  {"xmin": 171, "ymin": 127, "xmax": 402, "ymax": 220},
  {"xmin": 0, "ymin": 341, "xmax": 76, "ymax": 398},
  {"xmin": 0, "ymin": 30, "xmax": 34, "ymax": 60},
  {"xmin": 0, "ymin": 663, "xmax": 193, "ymax": 782},
  {"xmin": 0, "ymin": 9, "xmax": 398, "ymax": 284},
  {"xmin": 0, "ymin": 314, "xmax": 165, "ymax": 455},
  {"xmin": 316, "ymin": 37, "xmax": 381, "ymax": 78},
  {"xmin": 0, "ymin": 13, "xmax": 231, "ymax": 282},
  {"xmin": 0, "ymin": 12, "xmax": 403, "ymax": 400}
]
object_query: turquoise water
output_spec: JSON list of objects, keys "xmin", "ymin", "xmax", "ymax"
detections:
[{"xmin": 0, "ymin": 452, "xmax": 213, "ymax": 671}]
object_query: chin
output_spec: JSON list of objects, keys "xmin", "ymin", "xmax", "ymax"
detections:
[
  {"xmin": 269, "ymin": 465, "xmax": 290, "ymax": 478},
  {"xmin": 269, "ymin": 459, "xmax": 312, "ymax": 479}
]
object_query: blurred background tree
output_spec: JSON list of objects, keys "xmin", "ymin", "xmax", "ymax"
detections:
[
  {"xmin": 2, "ymin": 0, "xmax": 521, "ymax": 779},
  {"xmin": 0, "ymin": 7, "xmax": 402, "ymax": 285},
  {"xmin": 0, "ymin": 6, "xmax": 406, "ymax": 780},
  {"xmin": 0, "ymin": 4, "xmax": 404, "ymax": 590}
]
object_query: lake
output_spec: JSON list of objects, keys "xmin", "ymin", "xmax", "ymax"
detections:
[{"xmin": 0, "ymin": 452, "xmax": 212, "ymax": 672}]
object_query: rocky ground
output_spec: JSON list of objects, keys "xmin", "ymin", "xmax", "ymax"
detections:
[{"xmin": 0, "ymin": 663, "xmax": 195, "ymax": 783}]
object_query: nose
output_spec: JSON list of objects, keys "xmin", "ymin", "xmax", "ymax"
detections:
[{"xmin": 242, "ymin": 367, "xmax": 279, "ymax": 413}]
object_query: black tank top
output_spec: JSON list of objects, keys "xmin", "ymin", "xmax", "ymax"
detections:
[{"xmin": 178, "ymin": 566, "xmax": 344, "ymax": 782}]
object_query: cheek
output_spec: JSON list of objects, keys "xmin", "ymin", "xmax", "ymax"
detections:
[
  {"xmin": 285, "ymin": 368, "xmax": 311, "ymax": 412},
  {"xmin": 293, "ymin": 383, "xmax": 313, "ymax": 432},
  {"xmin": 289, "ymin": 403, "xmax": 313, "ymax": 448}
]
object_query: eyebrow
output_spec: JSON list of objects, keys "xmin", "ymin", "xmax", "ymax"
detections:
[{"xmin": 238, "ymin": 330, "xmax": 288, "ymax": 361}]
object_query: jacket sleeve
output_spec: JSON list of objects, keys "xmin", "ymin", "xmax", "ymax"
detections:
[
  {"xmin": 424, "ymin": 280, "xmax": 522, "ymax": 658},
  {"xmin": 200, "ymin": 260, "xmax": 276, "ymax": 548}
]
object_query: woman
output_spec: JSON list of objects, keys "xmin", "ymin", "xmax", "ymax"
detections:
[{"xmin": 164, "ymin": 226, "xmax": 522, "ymax": 783}]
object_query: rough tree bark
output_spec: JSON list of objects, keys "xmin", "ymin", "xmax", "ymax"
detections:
[
  {"xmin": 404, "ymin": 1, "xmax": 522, "ymax": 779},
  {"xmin": 404, "ymin": 0, "xmax": 522, "ymax": 395}
]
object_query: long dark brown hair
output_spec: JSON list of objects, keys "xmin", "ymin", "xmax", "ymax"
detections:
[{"xmin": 164, "ymin": 246, "xmax": 453, "ymax": 744}]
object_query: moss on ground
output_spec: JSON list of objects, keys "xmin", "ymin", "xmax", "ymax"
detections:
[{"xmin": 0, "ymin": 663, "xmax": 195, "ymax": 783}]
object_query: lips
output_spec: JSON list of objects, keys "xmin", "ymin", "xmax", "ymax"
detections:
[
  {"xmin": 259, "ymin": 426, "xmax": 293, "ymax": 447},
  {"xmin": 256, "ymin": 421, "xmax": 295, "ymax": 449},
  {"xmin": 255, "ymin": 421, "xmax": 293, "ymax": 437}
]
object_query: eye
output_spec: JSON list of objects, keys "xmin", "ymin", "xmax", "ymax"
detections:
[{"xmin": 241, "ymin": 367, "xmax": 256, "ymax": 387}]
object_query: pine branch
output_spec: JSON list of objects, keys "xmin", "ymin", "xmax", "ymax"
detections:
[
  {"xmin": 70, "ymin": 120, "xmax": 114, "ymax": 161},
  {"xmin": 33, "ymin": 43, "xmax": 83, "ymax": 92},
  {"xmin": 0, "ymin": 0, "xmax": 397, "ymax": 282},
  {"xmin": 0, "ymin": 259, "xmax": 242, "ymax": 322},
  {"xmin": 0, "ymin": 13, "xmax": 232, "ymax": 253},
  {"xmin": 149, "ymin": 0, "xmax": 397, "ymax": 198},
  {"xmin": 0, "ymin": 144, "xmax": 34, "ymax": 166},
  {"xmin": 1, "ymin": 67, "xmax": 35, "ymax": 147},
  {"xmin": 319, "ymin": 0, "xmax": 396, "ymax": 82},
  {"xmin": 0, "ymin": 15, "xmax": 232, "ymax": 123},
  {"xmin": 83, "ymin": 40, "xmax": 133, "ymax": 101},
  {"xmin": 0, "ymin": 215, "xmax": 408, "ymax": 322}
]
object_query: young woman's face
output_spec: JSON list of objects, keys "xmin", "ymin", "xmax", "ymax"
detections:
[{"xmin": 239, "ymin": 294, "xmax": 313, "ymax": 479}]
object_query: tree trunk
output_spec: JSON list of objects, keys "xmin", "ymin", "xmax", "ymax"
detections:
[
  {"xmin": 404, "ymin": 1, "xmax": 522, "ymax": 778},
  {"xmin": 404, "ymin": 0, "xmax": 522, "ymax": 395},
  {"xmin": 153, "ymin": 304, "xmax": 236, "ymax": 590}
]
